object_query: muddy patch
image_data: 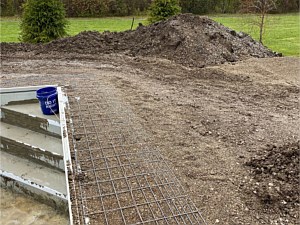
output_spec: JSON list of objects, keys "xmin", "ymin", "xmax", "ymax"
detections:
[{"xmin": 0, "ymin": 188, "xmax": 69, "ymax": 225}]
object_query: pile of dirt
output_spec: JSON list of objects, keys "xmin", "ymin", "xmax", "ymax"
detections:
[
  {"xmin": 244, "ymin": 142, "xmax": 299, "ymax": 219},
  {"xmin": 1, "ymin": 14, "xmax": 278, "ymax": 67}
]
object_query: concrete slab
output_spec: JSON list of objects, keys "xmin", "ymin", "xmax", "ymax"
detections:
[
  {"xmin": 1, "ymin": 136, "xmax": 64, "ymax": 171},
  {"xmin": 0, "ymin": 151, "xmax": 66, "ymax": 194},
  {"xmin": 0, "ymin": 85, "xmax": 58, "ymax": 106},
  {"xmin": 0, "ymin": 122, "xmax": 63, "ymax": 156},
  {"xmin": 2, "ymin": 103, "xmax": 59, "ymax": 122},
  {"xmin": 1, "ymin": 107, "xmax": 61, "ymax": 138}
]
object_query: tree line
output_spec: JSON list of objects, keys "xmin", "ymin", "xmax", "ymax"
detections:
[{"xmin": 1, "ymin": 0, "xmax": 299, "ymax": 16}]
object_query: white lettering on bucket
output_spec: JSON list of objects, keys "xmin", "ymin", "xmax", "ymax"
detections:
[{"xmin": 44, "ymin": 99, "xmax": 57, "ymax": 109}]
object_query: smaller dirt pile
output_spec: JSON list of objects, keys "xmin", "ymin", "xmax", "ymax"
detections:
[
  {"xmin": 1, "ymin": 14, "xmax": 278, "ymax": 67},
  {"xmin": 245, "ymin": 142, "xmax": 299, "ymax": 220}
]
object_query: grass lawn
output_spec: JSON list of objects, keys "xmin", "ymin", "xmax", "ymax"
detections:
[
  {"xmin": 212, "ymin": 13, "xmax": 300, "ymax": 56},
  {"xmin": 0, "ymin": 17, "xmax": 20, "ymax": 42},
  {"xmin": 0, "ymin": 14, "xmax": 299, "ymax": 56},
  {"xmin": 68, "ymin": 17, "xmax": 146, "ymax": 35},
  {"xmin": 0, "ymin": 17, "xmax": 146, "ymax": 43}
]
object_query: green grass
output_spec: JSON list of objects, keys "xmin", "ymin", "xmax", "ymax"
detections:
[
  {"xmin": 0, "ymin": 17, "xmax": 20, "ymax": 42},
  {"xmin": 0, "ymin": 17, "xmax": 146, "ymax": 43},
  {"xmin": 1, "ymin": 14, "xmax": 299, "ymax": 56},
  {"xmin": 68, "ymin": 17, "xmax": 146, "ymax": 35},
  {"xmin": 211, "ymin": 13, "xmax": 300, "ymax": 56}
]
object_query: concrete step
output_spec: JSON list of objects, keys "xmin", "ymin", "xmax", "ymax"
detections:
[
  {"xmin": 0, "ymin": 121, "xmax": 64, "ymax": 171},
  {"xmin": 0, "ymin": 151, "xmax": 68, "ymax": 212},
  {"xmin": 1, "ymin": 103, "xmax": 61, "ymax": 138},
  {"xmin": 0, "ymin": 86, "xmax": 72, "ymax": 219}
]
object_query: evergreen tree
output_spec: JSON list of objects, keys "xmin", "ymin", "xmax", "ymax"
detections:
[
  {"xmin": 148, "ymin": 0, "xmax": 181, "ymax": 24},
  {"xmin": 20, "ymin": 0, "xmax": 68, "ymax": 43}
]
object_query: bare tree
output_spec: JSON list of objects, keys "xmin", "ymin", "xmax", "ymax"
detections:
[
  {"xmin": 254, "ymin": 0, "xmax": 277, "ymax": 43},
  {"xmin": 241, "ymin": 0, "xmax": 277, "ymax": 44}
]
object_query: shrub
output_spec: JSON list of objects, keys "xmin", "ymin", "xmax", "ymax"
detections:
[
  {"xmin": 20, "ymin": 0, "xmax": 68, "ymax": 43},
  {"xmin": 148, "ymin": 0, "xmax": 181, "ymax": 24}
]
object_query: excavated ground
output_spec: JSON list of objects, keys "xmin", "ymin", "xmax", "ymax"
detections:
[
  {"xmin": 1, "ymin": 14, "xmax": 278, "ymax": 68},
  {"xmin": 1, "ymin": 14, "xmax": 299, "ymax": 225}
]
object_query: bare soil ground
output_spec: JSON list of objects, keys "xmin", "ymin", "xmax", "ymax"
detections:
[{"xmin": 1, "ymin": 14, "xmax": 299, "ymax": 225}]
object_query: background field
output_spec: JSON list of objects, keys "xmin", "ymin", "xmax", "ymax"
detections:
[
  {"xmin": 1, "ymin": 14, "xmax": 299, "ymax": 56},
  {"xmin": 212, "ymin": 14, "xmax": 300, "ymax": 56}
]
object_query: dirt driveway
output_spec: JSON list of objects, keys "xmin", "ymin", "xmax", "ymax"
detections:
[{"xmin": 1, "ymin": 52, "xmax": 299, "ymax": 225}]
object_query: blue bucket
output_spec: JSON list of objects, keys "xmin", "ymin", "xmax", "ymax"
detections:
[{"xmin": 36, "ymin": 86, "xmax": 59, "ymax": 115}]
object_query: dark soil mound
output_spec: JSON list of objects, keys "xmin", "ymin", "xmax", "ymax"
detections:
[
  {"xmin": 1, "ymin": 14, "xmax": 278, "ymax": 67},
  {"xmin": 245, "ymin": 142, "xmax": 299, "ymax": 219}
]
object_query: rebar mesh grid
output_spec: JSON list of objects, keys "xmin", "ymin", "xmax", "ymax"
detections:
[
  {"xmin": 0, "ymin": 71, "xmax": 207, "ymax": 225},
  {"xmin": 67, "ymin": 83, "xmax": 207, "ymax": 225}
]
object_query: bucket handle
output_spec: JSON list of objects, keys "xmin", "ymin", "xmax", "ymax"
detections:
[{"xmin": 46, "ymin": 92, "xmax": 60, "ymax": 120}]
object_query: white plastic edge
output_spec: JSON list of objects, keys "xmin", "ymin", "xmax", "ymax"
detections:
[{"xmin": 57, "ymin": 86, "xmax": 73, "ymax": 225}]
